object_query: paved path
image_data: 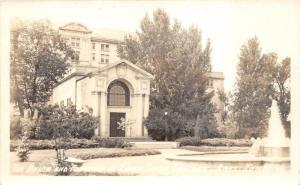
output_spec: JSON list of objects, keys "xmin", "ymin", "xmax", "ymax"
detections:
[
  {"xmin": 79, "ymin": 149, "xmax": 198, "ymax": 175},
  {"xmin": 79, "ymin": 149, "xmax": 284, "ymax": 176}
]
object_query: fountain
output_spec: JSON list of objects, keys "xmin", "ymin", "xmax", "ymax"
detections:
[
  {"xmin": 252, "ymin": 100, "xmax": 290, "ymax": 158},
  {"xmin": 166, "ymin": 100, "xmax": 290, "ymax": 174}
]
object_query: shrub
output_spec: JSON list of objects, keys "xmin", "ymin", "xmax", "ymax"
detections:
[
  {"xmin": 176, "ymin": 137, "xmax": 202, "ymax": 147},
  {"xmin": 92, "ymin": 137, "xmax": 132, "ymax": 148},
  {"xmin": 34, "ymin": 105, "xmax": 98, "ymax": 139},
  {"xmin": 144, "ymin": 108, "xmax": 188, "ymax": 141}
]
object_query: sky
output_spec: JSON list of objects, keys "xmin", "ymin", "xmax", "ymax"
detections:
[{"xmin": 2, "ymin": 0, "xmax": 300, "ymax": 91}]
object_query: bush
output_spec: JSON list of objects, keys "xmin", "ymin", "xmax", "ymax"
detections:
[
  {"xmin": 92, "ymin": 137, "xmax": 132, "ymax": 148},
  {"xmin": 176, "ymin": 136, "xmax": 202, "ymax": 147},
  {"xmin": 34, "ymin": 105, "xmax": 98, "ymax": 139},
  {"xmin": 144, "ymin": 108, "xmax": 189, "ymax": 141}
]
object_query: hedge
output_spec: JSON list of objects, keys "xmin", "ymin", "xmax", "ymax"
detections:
[
  {"xmin": 176, "ymin": 137, "xmax": 202, "ymax": 147},
  {"xmin": 10, "ymin": 138, "xmax": 132, "ymax": 152},
  {"xmin": 176, "ymin": 137, "xmax": 252, "ymax": 147},
  {"xmin": 201, "ymin": 138, "xmax": 252, "ymax": 147}
]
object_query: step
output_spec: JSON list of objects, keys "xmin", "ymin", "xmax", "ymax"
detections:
[{"xmin": 130, "ymin": 141, "xmax": 180, "ymax": 149}]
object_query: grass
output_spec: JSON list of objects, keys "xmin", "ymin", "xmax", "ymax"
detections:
[{"xmin": 10, "ymin": 148, "xmax": 161, "ymax": 175}]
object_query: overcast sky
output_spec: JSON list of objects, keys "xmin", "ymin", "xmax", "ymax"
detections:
[{"xmin": 2, "ymin": 0, "xmax": 300, "ymax": 91}]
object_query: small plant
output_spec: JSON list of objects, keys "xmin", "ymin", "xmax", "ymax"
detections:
[
  {"xmin": 55, "ymin": 137, "xmax": 72, "ymax": 176},
  {"xmin": 17, "ymin": 133, "xmax": 30, "ymax": 162},
  {"xmin": 117, "ymin": 118, "xmax": 135, "ymax": 137},
  {"xmin": 16, "ymin": 117, "xmax": 32, "ymax": 162}
]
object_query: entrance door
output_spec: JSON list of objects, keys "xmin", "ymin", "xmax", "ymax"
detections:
[{"xmin": 110, "ymin": 112, "xmax": 126, "ymax": 137}]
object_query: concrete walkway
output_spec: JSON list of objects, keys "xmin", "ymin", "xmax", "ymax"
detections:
[
  {"xmin": 79, "ymin": 149, "xmax": 281, "ymax": 176},
  {"xmin": 79, "ymin": 149, "xmax": 196, "ymax": 175}
]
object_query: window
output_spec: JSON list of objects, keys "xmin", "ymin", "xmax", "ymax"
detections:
[
  {"xmin": 92, "ymin": 53, "xmax": 95, "ymax": 61},
  {"xmin": 92, "ymin": 43, "xmax": 96, "ymax": 49},
  {"xmin": 107, "ymin": 81, "xmax": 130, "ymax": 106},
  {"xmin": 71, "ymin": 37, "xmax": 80, "ymax": 48},
  {"xmin": 207, "ymin": 79, "xmax": 213, "ymax": 87},
  {"xmin": 101, "ymin": 44, "xmax": 109, "ymax": 51},
  {"xmin": 100, "ymin": 54, "xmax": 109, "ymax": 63}
]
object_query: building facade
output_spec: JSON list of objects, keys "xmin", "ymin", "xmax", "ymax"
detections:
[{"xmin": 51, "ymin": 22, "xmax": 224, "ymax": 137}]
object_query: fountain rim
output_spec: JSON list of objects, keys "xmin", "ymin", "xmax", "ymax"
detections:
[{"xmin": 166, "ymin": 151, "xmax": 290, "ymax": 163}]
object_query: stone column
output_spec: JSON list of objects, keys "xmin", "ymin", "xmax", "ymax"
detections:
[
  {"xmin": 91, "ymin": 91, "xmax": 101, "ymax": 135},
  {"xmin": 143, "ymin": 94, "xmax": 150, "ymax": 136},
  {"xmin": 135, "ymin": 94, "xmax": 143, "ymax": 137},
  {"xmin": 99, "ymin": 92, "xmax": 107, "ymax": 137}
]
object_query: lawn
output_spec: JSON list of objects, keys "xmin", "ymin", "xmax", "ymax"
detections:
[{"xmin": 10, "ymin": 148, "xmax": 161, "ymax": 175}]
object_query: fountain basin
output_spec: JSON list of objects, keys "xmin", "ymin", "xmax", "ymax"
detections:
[
  {"xmin": 166, "ymin": 151, "xmax": 290, "ymax": 173},
  {"xmin": 263, "ymin": 146, "xmax": 289, "ymax": 157}
]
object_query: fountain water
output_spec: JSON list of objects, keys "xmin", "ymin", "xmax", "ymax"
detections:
[
  {"xmin": 268, "ymin": 100, "xmax": 286, "ymax": 146},
  {"xmin": 250, "ymin": 100, "xmax": 290, "ymax": 157}
]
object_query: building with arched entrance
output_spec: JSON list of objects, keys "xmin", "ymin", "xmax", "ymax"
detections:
[
  {"xmin": 50, "ymin": 22, "xmax": 224, "ymax": 137},
  {"xmin": 51, "ymin": 58, "xmax": 154, "ymax": 137}
]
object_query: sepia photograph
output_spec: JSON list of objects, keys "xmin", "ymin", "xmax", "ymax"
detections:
[{"xmin": 0, "ymin": 0, "xmax": 300, "ymax": 185}]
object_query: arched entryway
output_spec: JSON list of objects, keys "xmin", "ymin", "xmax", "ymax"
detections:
[{"xmin": 107, "ymin": 80, "xmax": 131, "ymax": 137}]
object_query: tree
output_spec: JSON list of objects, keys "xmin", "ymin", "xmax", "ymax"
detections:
[
  {"xmin": 231, "ymin": 37, "xmax": 275, "ymax": 138},
  {"xmin": 10, "ymin": 18, "xmax": 74, "ymax": 116},
  {"xmin": 272, "ymin": 57, "xmax": 291, "ymax": 136},
  {"xmin": 118, "ymin": 9, "xmax": 217, "ymax": 140}
]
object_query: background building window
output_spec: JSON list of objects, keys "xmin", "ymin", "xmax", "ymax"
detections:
[
  {"xmin": 101, "ymin": 44, "xmax": 109, "ymax": 51},
  {"xmin": 92, "ymin": 43, "xmax": 96, "ymax": 49},
  {"xmin": 100, "ymin": 54, "xmax": 109, "ymax": 63},
  {"xmin": 71, "ymin": 37, "xmax": 80, "ymax": 48},
  {"xmin": 107, "ymin": 81, "xmax": 130, "ymax": 106},
  {"xmin": 92, "ymin": 53, "xmax": 95, "ymax": 61}
]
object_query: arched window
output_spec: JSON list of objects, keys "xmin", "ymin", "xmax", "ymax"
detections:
[{"xmin": 107, "ymin": 81, "xmax": 130, "ymax": 106}]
